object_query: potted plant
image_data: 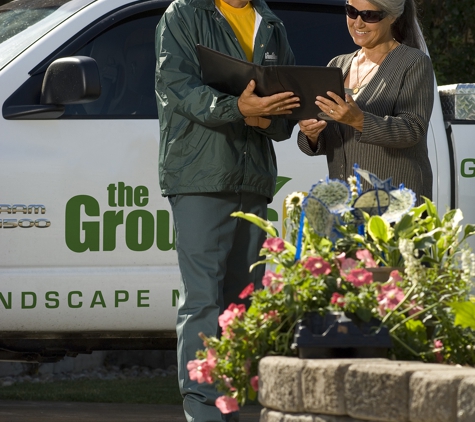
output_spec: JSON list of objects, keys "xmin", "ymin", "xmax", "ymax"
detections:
[{"xmin": 187, "ymin": 165, "xmax": 475, "ymax": 415}]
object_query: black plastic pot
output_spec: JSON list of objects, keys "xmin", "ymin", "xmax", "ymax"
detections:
[{"xmin": 292, "ymin": 312, "xmax": 392, "ymax": 359}]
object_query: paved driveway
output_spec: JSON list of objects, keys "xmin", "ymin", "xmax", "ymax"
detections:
[{"xmin": 0, "ymin": 401, "xmax": 262, "ymax": 421}]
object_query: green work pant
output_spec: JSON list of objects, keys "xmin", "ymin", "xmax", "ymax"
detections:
[{"xmin": 169, "ymin": 192, "xmax": 267, "ymax": 422}]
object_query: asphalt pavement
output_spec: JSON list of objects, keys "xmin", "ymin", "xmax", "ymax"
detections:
[{"xmin": 0, "ymin": 401, "xmax": 263, "ymax": 421}]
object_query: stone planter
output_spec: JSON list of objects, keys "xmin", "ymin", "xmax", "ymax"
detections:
[{"xmin": 258, "ymin": 356, "xmax": 475, "ymax": 422}]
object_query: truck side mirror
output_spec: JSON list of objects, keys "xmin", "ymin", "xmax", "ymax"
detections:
[{"xmin": 41, "ymin": 56, "xmax": 101, "ymax": 105}]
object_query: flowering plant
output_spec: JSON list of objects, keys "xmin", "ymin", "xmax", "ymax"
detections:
[{"xmin": 188, "ymin": 166, "xmax": 475, "ymax": 414}]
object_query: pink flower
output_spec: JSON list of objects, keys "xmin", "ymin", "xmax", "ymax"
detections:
[
  {"xmin": 218, "ymin": 303, "xmax": 246, "ymax": 331},
  {"xmin": 434, "ymin": 339, "xmax": 444, "ymax": 363},
  {"xmin": 377, "ymin": 282, "xmax": 405, "ymax": 315},
  {"xmin": 206, "ymin": 348, "xmax": 217, "ymax": 370},
  {"xmin": 408, "ymin": 302, "xmax": 424, "ymax": 316},
  {"xmin": 303, "ymin": 256, "xmax": 332, "ymax": 276},
  {"xmin": 346, "ymin": 268, "xmax": 373, "ymax": 287},
  {"xmin": 262, "ymin": 310, "xmax": 280, "ymax": 322},
  {"xmin": 356, "ymin": 249, "xmax": 377, "ymax": 268},
  {"xmin": 187, "ymin": 358, "xmax": 213, "ymax": 384},
  {"xmin": 215, "ymin": 395, "xmax": 239, "ymax": 414},
  {"xmin": 238, "ymin": 283, "xmax": 254, "ymax": 299},
  {"xmin": 250, "ymin": 375, "xmax": 259, "ymax": 392},
  {"xmin": 262, "ymin": 270, "xmax": 282, "ymax": 286},
  {"xmin": 221, "ymin": 375, "xmax": 236, "ymax": 391},
  {"xmin": 339, "ymin": 257, "xmax": 359, "ymax": 278},
  {"xmin": 262, "ymin": 270, "xmax": 284, "ymax": 294},
  {"xmin": 262, "ymin": 237, "xmax": 285, "ymax": 253},
  {"xmin": 330, "ymin": 292, "xmax": 345, "ymax": 307},
  {"xmin": 336, "ymin": 252, "xmax": 346, "ymax": 261},
  {"xmin": 389, "ymin": 270, "xmax": 403, "ymax": 282}
]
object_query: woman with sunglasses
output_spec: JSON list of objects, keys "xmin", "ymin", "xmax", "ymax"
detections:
[{"xmin": 297, "ymin": 0, "xmax": 434, "ymax": 204}]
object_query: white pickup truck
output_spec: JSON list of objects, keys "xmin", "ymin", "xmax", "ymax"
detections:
[{"xmin": 1, "ymin": 0, "xmax": 474, "ymax": 362}]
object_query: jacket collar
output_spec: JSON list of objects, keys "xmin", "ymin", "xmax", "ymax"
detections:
[{"xmin": 189, "ymin": 0, "xmax": 282, "ymax": 23}]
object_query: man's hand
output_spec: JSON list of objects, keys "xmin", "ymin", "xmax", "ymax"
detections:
[{"xmin": 238, "ymin": 80, "xmax": 300, "ymax": 117}]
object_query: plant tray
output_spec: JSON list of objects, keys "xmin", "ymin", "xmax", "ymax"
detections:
[{"xmin": 292, "ymin": 312, "xmax": 392, "ymax": 359}]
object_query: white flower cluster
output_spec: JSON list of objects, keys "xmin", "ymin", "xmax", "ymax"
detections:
[
  {"xmin": 461, "ymin": 248, "xmax": 475, "ymax": 284},
  {"xmin": 399, "ymin": 238, "xmax": 426, "ymax": 285}
]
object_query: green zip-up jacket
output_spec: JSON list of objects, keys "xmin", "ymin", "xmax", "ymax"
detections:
[{"xmin": 155, "ymin": 0, "xmax": 296, "ymax": 202}]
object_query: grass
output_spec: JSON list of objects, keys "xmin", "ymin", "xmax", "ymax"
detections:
[{"xmin": 0, "ymin": 375, "xmax": 183, "ymax": 404}]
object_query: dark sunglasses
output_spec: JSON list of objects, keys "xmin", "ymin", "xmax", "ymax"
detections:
[{"xmin": 345, "ymin": 3, "xmax": 387, "ymax": 23}]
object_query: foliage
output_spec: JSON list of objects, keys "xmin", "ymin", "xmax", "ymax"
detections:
[
  {"xmin": 418, "ymin": 0, "xmax": 475, "ymax": 84},
  {"xmin": 188, "ymin": 167, "xmax": 475, "ymax": 414}
]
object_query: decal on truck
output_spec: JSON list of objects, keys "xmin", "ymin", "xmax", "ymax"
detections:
[
  {"xmin": 0, "ymin": 290, "xmax": 151, "ymax": 310},
  {"xmin": 65, "ymin": 182, "xmax": 175, "ymax": 253},
  {"xmin": 461, "ymin": 158, "xmax": 475, "ymax": 177},
  {"xmin": 64, "ymin": 178, "xmax": 293, "ymax": 253},
  {"xmin": 0, "ymin": 204, "xmax": 50, "ymax": 228}
]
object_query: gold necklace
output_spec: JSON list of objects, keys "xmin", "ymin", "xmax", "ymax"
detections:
[{"xmin": 352, "ymin": 40, "xmax": 396, "ymax": 94}]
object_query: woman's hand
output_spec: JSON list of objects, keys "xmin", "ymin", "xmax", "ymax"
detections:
[
  {"xmin": 316, "ymin": 92, "xmax": 364, "ymax": 132},
  {"xmin": 298, "ymin": 118, "xmax": 327, "ymax": 149}
]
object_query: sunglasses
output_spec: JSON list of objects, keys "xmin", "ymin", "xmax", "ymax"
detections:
[{"xmin": 345, "ymin": 3, "xmax": 387, "ymax": 23}]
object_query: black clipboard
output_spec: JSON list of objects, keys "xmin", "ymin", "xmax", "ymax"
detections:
[{"xmin": 196, "ymin": 44, "xmax": 345, "ymax": 120}]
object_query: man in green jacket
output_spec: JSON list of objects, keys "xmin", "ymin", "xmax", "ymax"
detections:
[{"xmin": 155, "ymin": 0, "xmax": 298, "ymax": 420}]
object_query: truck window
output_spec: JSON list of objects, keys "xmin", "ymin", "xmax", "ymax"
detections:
[
  {"xmin": 63, "ymin": 13, "xmax": 161, "ymax": 119},
  {"xmin": 269, "ymin": 3, "xmax": 355, "ymax": 66},
  {"xmin": 0, "ymin": 0, "xmax": 95, "ymax": 71}
]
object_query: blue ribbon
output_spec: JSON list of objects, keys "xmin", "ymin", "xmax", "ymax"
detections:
[{"xmin": 295, "ymin": 209, "xmax": 305, "ymax": 261}]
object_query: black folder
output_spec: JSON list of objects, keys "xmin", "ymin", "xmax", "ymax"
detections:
[{"xmin": 196, "ymin": 44, "xmax": 345, "ymax": 120}]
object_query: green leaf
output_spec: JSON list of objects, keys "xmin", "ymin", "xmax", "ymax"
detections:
[
  {"xmin": 356, "ymin": 307, "xmax": 372, "ymax": 323},
  {"xmin": 231, "ymin": 211, "xmax": 277, "ymax": 237},
  {"xmin": 450, "ymin": 301, "xmax": 475, "ymax": 329},
  {"xmin": 274, "ymin": 176, "xmax": 292, "ymax": 195},
  {"xmin": 247, "ymin": 386, "xmax": 257, "ymax": 401},
  {"xmin": 393, "ymin": 213, "xmax": 416, "ymax": 238},
  {"xmin": 413, "ymin": 233, "xmax": 437, "ymax": 250},
  {"xmin": 423, "ymin": 198, "xmax": 441, "ymax": 226},
  {"xmin": 464, "ymin": 224, "xmax": 475, "ymax": 239},
  {"xmin": 404, "ymin": 319, "xmax": 427, "ymax": 343},
  {"xmin": 367, "ymin": 215, "xmax": 392, "ymax": 243}
]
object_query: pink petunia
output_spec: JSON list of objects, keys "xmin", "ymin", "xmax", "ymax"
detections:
[
  {"xmin": 408, "ymin": 302, "xmax": 424, "ymax": 316},
  {"xmin": 187, "ymin": 358, "xmax": 213, "ymax": 384},
  {"xmin": 262, "ymin": 270, "xmax": 282, "ymax": 286},
  {"xmin": 218, "ymin": 303, "xmax": 246, "ymax": 332},
  {"xmin": 346, "ymin": 268, "xmax": 373, "ymax": 287},
  {"xmin": 206, "ymin": 348, "xmax": 217, "ymax": 370},
  {"xmin": 434, "ymin": 339, "xmax": 444, "ymax": 363},
  {"xmin": 339, "ymin": 257, "xmax": 359, "ymax": 278},
  {"xmin": 215, "ymin": 395, "xmax": 239, "ymax": 414},
  {"xmin": 262, "ymin": 270, "xmax": 284, "ymax": 294},
  {"xmin": 250, "ymin": 375, "xmax": 259, "ymax": 392},
  {"xmin": 330, "ymin": 292, "xmax": 345, "ymax": 307},
  {"xmin": 389, "ymin": 270, "xmax": 403, "ymax": 282},
  {"xmin": 377, "ymin": 282, "xmax": 405, "ymax": 315},
  {"xmin": 221, "ymin": 375, "xmax": 236, "ymax": 391},
  {"xmin": 262, "ymin": 310, "xmax": 280, "ymax": 322},
  {"xmin": 356, "ymin": 249, "xmax": 377, "ymax": 268},
  {"xmin": 303, "ymin": 256, "xmax": 332, "ymax": 277},
  {"xmin": 238, "ymin": 283, "xmax": 254, "ymax": 299},
  {"xmin": 262, "ymin": 237, "xmax": 285, "ymax": 253}
]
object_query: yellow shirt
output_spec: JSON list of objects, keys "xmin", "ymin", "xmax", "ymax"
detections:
[{"xmin": 215, "ymin": 0, "xmax": 255, "ymax": 62}]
